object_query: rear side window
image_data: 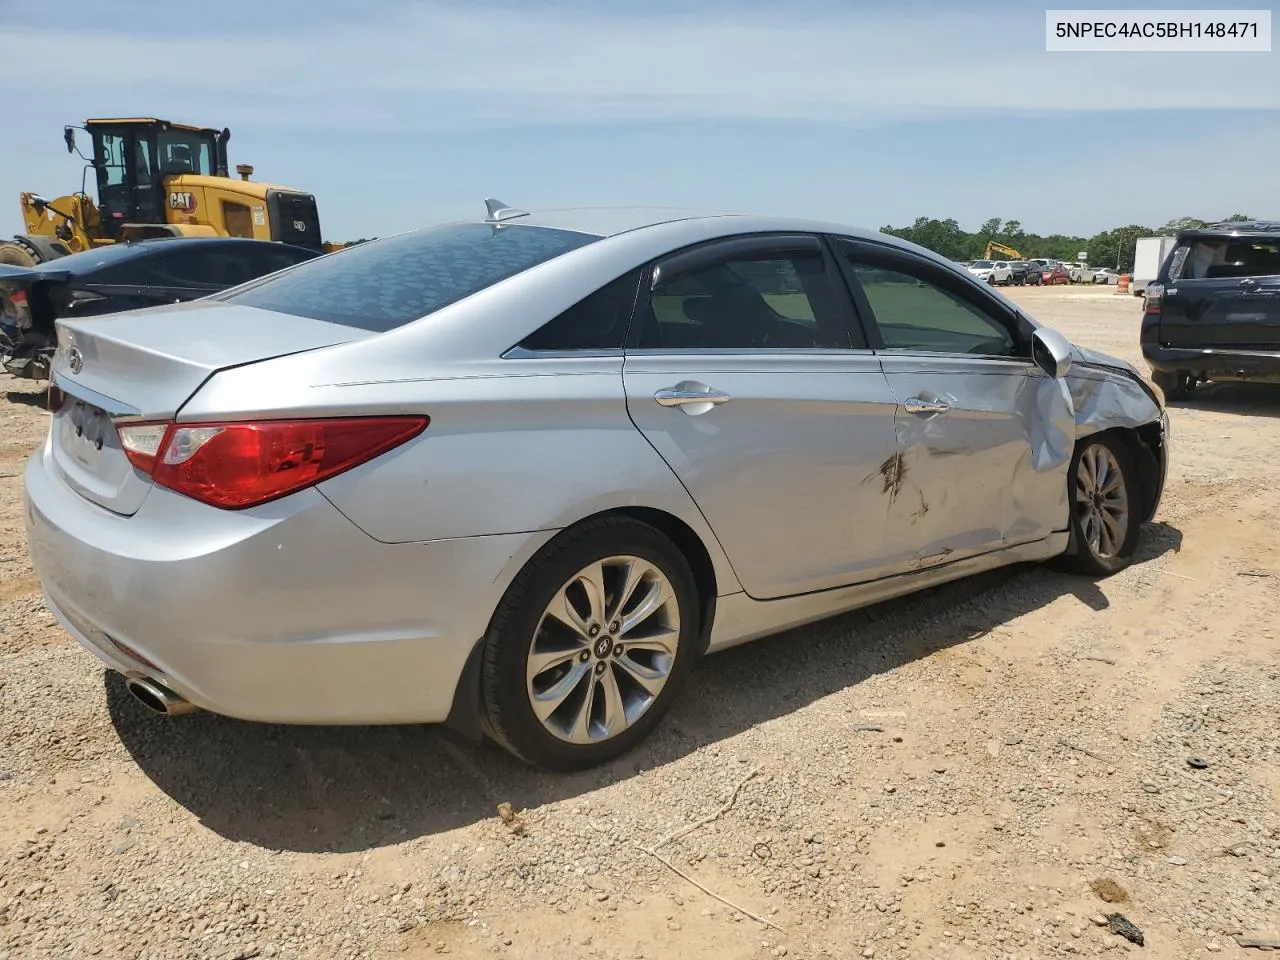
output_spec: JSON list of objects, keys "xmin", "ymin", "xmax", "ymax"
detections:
[
  {"xmin": 518, "ymin": 270, "xmax": 641, "ymax": 352},
  {"xmin": 217, "ymin": 223, "xmax": 599, "ymax": 331},
  {"xmin": 1169, "ymin": 237, "xmax": 1280, "ymax": 280}
]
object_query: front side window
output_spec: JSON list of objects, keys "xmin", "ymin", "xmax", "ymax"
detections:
[
  {"xmin": 848, "ymin": 259, "xmax": 1018, "ymax": 357},
  {"xmin": 637, "ymin": 249, "xmax": 849, "ymax": 350},
  {"xmin": 217, "ymin": 223, "xmax": 600, "ymax": 332}
]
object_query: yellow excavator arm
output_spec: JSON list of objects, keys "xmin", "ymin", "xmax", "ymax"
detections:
[{"xmin": 984, "ymin": 241, "xmax": 1024, "ymax": 260}]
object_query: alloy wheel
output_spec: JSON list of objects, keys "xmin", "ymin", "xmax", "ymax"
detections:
[
  {"xmin": 1075, "ymin": 444, "xmax": 1130, "ymax": 559},
  {"xmin": 525, "ymin": 556, "xmax": 680, "ymax": 744}
]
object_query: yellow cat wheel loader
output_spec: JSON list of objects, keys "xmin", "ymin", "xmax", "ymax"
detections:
[{"xmin": 1, "ymin": 118, "xmax": 342, "ymax": 267}]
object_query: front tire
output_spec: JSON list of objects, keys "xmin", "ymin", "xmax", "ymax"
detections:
[
  {"xmin": 1054, "ymin": 434, "xmax": 1141, "ymax": 577},
  {"xmin": 480, "ymin": 516, "xmax": 700, "ymax": 771},
  {"xmin": 0, "ymin": 241, "xmax": 39, "ymax": 267}
]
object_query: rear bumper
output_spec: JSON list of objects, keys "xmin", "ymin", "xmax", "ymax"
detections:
[
  {"xmin": 24, "ymin": 442, "xmax": 553, "ymax": 724},
  {"xmin": 1142, "ymin": 343, "xmax": 1280, "ymax": 382}
]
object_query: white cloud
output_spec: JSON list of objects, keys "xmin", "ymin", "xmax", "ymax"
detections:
[{"xmin": 4, "ymin": 3, "xmax": 1277, "ymax": 129}]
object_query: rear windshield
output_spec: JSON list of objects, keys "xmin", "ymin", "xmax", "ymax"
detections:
[
  {"xmin": 216, "ymin": 222, "xmax": 600, "ymax": 331},
  {"xmin": 1169, "ymin": 236, "xmax": 1280, "ymax": 281}
]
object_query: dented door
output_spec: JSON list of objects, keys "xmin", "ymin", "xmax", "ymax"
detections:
[
  {"xmin": 836, "ymin": 239, "xmax": 1071, "ymax": 569},
  {"xmin": 875, "ymin": 356, "xmax": 1069, "ymax": 567}
]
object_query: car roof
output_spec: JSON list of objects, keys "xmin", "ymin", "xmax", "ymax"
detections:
[
  {"xmin": 450, "ymin": 202, "xmax": 923, "ymax": 252},
  {"xmin": 1177, "ymin": 220, "xmax": 1280, "ymax": 240}
]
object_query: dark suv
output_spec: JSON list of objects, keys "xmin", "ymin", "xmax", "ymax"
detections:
[
  {"xmin": 1008, "ymin": 260, "xmax": 1035, "ymax": 285},
  {"xmin": 1140, "ymin": 221, "xmax": 1280, "ymax": 399}
]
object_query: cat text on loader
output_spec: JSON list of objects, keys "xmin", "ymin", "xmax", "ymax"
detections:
[{"xmin": 1, "ymin": 118, "xmax": 336, "ymax": 267}]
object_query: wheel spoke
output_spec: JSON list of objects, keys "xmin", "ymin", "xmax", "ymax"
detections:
[
  {"xmin": 529, "ymin": 660, "xmax": 591, "ymax": 723},
  {"xmin": 545, "ymin": 588, "xmax": 591, "ymax": 641},
  {"xmin": 619, "ymin": 579, "xmax": 670, "ymax": 636},
  {"xmin": 568, "ymin": 679, "xmax": 595, "ymax": 743},
  {"xmin": 1080, "ymin": 449, "xmax": 1097, "ymax": 494},
  {"xmin": 598, "ymin": 666, "xmax": 627, "ymax": 736},
  {"xmin": 1092, "ymin": 448, "xmax": 1109, "ymax": 494},
  {"xmin": 614, "ymin": 652, "xmax": 668, "ymax": 698},
  {"xmin": 1099, "ymin": 507, "xmax": 1124, "ymax": 556},
  {"xmin": 1083, "ymin": 509, "xmax": 1101, "ymax": 552},
  {"xmin": 578, "ymin": 561, "xmax": 607, "ymax": 625},
  {"xmin": 608, "ymin": 559, "xmax": 649, "ymax": 624},
  {"xmin": 1100, "ymin": 468, "xmax": 1125, "ymax": 496},
  {"xmin": 527, "ymin": 644, "xmax": 586, "ymax": 679},
  {"xmin": 1075, "ymin": 476, "xmax": 1093, "ymax": 505},
  {"xmin": 616, "ymin": 627, "xmax": 678, "ymax": 656}
]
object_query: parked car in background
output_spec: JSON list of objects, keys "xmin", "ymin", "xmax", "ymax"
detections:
[
  {"xmin": 1065, "ymin": 262, "xmax": 1091, "ymax": 283},
  {"xmin": 0, "ymin": 237, "xmax": 321, "ymax": 379},
  {"xmin": 1091, "ymin": 267, "xmax": 1119, "ymax": 285},
  {"xmin": 1008, "ymin": 261, "xmax": 1035, "ymax": 286},
  {"xmin": 1141, "ymin": 220, "xmax": 1280, "ymax": 399},
  {"xmin": 967, "ymin": 259, "xmax": 1012, "ymax": 285},
  {"xmin": 23, "ymin": 202, "xmax": 1169, "ymax": 771},
  {"xmin": 1040, "ymin": 263, "xmax": 1071, "ymax": 285}
]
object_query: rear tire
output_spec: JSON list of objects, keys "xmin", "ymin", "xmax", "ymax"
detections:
[
  {"xmin": 1052, "ymin": 434, "xmax": 1141, "ymax": 578},
  {"xmin": 1151, "ymin": 369, "xmax": 1193, "ymax": 401},
  {"xmin": 480, "ymin": 516, "xmax": 700, "ymax": 771}
]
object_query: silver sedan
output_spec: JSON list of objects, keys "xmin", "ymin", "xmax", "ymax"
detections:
[{"xmin": 23, "ymin": 203, "xmax": 1170, "ymax": 770}]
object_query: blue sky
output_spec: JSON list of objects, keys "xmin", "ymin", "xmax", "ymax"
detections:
[{"xmin": 2, "ymin": 0, "xmax": 1276, "ymax": 242}]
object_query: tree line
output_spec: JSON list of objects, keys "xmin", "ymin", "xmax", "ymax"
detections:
[{"xmin": 878, "ymin": 215, "xmax": 1255, "ymax": 273}]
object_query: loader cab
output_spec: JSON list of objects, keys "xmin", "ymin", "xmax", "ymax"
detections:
[{"xmin": 86, "ymin": 119, "xmax": 223, "ymax": 240}]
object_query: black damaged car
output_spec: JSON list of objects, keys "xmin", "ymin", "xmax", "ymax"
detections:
[
  {"xmin": 1141, "ymin": 221, "xmax": 1280, "ymax": 400},
  {"xmin": 1, "ymin": 236, "xmax": 319, "ymax": 379}
]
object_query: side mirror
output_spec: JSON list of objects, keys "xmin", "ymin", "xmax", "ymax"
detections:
[
  {"xmin": 1031, "ymin": 327, "xmax": 1073, "ymax": 378},
  {"xmin": 63, "ymin": 127, "xmax": 76, "ymax": 154}
]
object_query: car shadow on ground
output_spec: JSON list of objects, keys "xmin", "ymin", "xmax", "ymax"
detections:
[
  {"xmin": 1168, "ymin": 381, "xmax": 1280, "ymax": 419},
  {"xmin": 4, "ymin": 389, "xmax": 53, "ymax": 409},
  {"xmin": 107, "ymin": 521, "xmax": 1182, "ymax": 854}
]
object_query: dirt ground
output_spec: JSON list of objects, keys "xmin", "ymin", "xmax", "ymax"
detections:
[{"xmin": 1, "ymin": 285, "xmax": 1277, "ymax": 960}]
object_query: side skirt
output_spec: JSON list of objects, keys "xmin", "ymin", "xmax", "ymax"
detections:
[{"xmin": 706, "ymin": 533, "xmax": 1068, "ymax": 654}]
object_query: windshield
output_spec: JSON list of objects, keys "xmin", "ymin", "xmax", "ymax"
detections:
[
  {"xmin": 971, "ymin": 260, "xmax": 993, "ymax": 268},
  {"xmin": 217, "ymin": 222, "xmax": 601, "ymax": 331},
  {"xmin": 156, "ymin": 130, "xmax": 215, "ymax": 176}
]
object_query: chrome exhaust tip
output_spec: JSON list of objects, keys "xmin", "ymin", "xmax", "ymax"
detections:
[{"xmin": 125, "ymin": 677, "xmax": 199, "ymax": 717}]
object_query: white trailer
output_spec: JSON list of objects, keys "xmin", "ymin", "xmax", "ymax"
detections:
[{"xmin": 1131, "ymin": 236, "xmax": 1178, "ymax": 296}]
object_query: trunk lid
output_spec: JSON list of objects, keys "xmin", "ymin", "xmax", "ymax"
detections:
[
  {"xmin": 1159, "ymin": 236, "xmax": 1280, "ymax": 349},
  {"xmin": 50, "ymin": 300, "xmax": 366, "ymax": 515}
]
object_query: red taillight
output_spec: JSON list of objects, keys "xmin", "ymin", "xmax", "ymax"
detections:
[
  {"xmin": 117, "ymin": 416, "xmax": 428, "ymax": 509},
  {"xmin": 1144, "ymin": 282, "xmax": 1164, "ymax": 316}
]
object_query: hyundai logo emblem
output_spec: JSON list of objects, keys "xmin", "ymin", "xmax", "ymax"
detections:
[{"xmin": 67, "ymin": 345, "xmax": 84, "ymax": 374}]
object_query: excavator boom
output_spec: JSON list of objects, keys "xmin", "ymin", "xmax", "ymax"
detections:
[{"xmin": 984, "ymin": 241, "xmax": 1024, "ymax": 260}]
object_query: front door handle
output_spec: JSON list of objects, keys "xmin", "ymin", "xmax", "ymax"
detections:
[
  {"xmin": 654, "ymin": 383, "xmax": 731, "ymax": 408},
  {"xmin": 903, "ymin": 396, "xmax": 951, "ymax": 415}
]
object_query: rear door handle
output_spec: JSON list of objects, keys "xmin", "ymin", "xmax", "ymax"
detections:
[
  {"xmin": 654, "ymin": 383, "xmax": 731, "ymax": 408},
  {"xmin": 903, "ymin": 396, "xmax": 950, "ymax": 415}
]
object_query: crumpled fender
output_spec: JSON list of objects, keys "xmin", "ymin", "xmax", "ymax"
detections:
[{"xmin": 1067, "ymin": 345, "xmax": 1163, "ymax": 438}]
